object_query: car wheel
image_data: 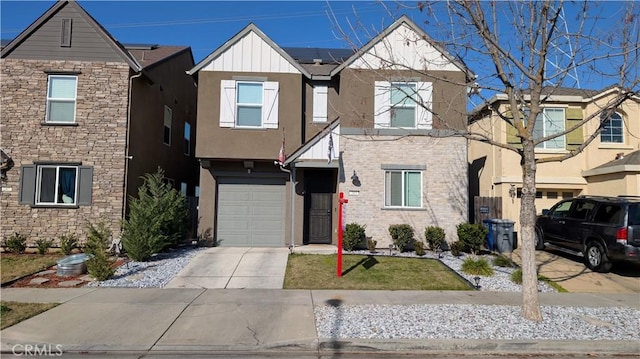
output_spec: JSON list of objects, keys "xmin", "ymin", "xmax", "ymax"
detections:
[
  {"xmin": 535, "ymin": 229, "xmax": 545, "ymax": 250},
  {"xmin": 584, "ymin": 241, "xmax": 612, "ymax": 273}
]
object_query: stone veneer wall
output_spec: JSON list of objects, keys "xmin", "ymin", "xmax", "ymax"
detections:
[
  {"xmin": 1, "ymin": 59, "xmax": 130, "ymax": 246},
  {"xmin": 339, "ymin": 134, "xmax": 468, "ymax": 248}
]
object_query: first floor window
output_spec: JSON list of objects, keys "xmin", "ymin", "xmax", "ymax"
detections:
[
  {"xmin": 46, "ymin": 75, "xmax": 77, "ymax": 123},
  {"xmin": 36, "ymin": 165, "xmax": 77, "ymax": 205},
  {"xmin": 385, "ymin": 170, "xmax": 422, "ymax": 208},
  {"xmin": 601, "ymin": 112, "xmax": 623, "ymax": 143}
]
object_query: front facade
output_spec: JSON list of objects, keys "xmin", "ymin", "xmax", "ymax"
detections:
[
  {"xmin": 0, "ymin": 1, "xmax": 198, "ymax": 245},
  {"xmin": 190, "ymin": 16, "xmax": 471, "ymax": 248},
  {"xmin": 469, "ymin": 88, "xmax": 640, "ymax": 230}
]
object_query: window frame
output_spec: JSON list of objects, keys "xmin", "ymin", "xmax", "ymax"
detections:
[
  {"xmin": 390, "ymin": 82, "xmax": 418, "ymax": 128},
  {"xmin": 46, "ymin": 75, "xmax": 77, "ymax": 124},
  {"xmin": 35, "ymin": 165, "xmax": 78, "ymax": 206},
  {"xmin": 384, "ymin": 169, "xmax": 422, "ymax": 208},
  {"xmin": 163, "ymin": 106, "xmax": 172, "ymax": 146},
  {"xmin": 235, "ymin": 81, "xmax": 264, "ymax": 127},
  {"xmin": 600, "ymin": 112, "xmax": 624, "ymax": 144},
  {"xmin": 534, "ymin": 107, "xmax": 565, "ymax": 149},
  {"xmin": 184, "ymin": 122, "xmax": 191, "ymax": 156}
]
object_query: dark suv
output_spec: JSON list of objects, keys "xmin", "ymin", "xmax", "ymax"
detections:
[{"xmin": 535, "ymin": 195, "xmax": 640, "ymax": 272}]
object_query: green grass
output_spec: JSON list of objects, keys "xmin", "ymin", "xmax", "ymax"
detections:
[
  {"xmin": 0, "ymin": 253, "xmax": 63, "ymax": 284},
  {"xmin": 284, "ymin": 254, "xmax": 471, "ymax": 290},
  {"xmin": 0, "ymin": 301, "xmax": 59, "ymax": 330}
]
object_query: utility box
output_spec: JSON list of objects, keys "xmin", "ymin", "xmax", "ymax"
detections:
[{"xmin": 483, "ymin": 219, "xmax": 515, "ymax": 253}]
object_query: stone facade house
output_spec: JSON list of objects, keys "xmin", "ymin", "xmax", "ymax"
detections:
[
  {"xmin": 468, "ymin": 87, "xmax": 640, "ymax": 231},
  {"xmin": 0, "ymin": 0, "xmax": 199, "ymax": 246},
  {"xmin": 188, "ymin": 16, "xmax": 472, "ymax": 248}
]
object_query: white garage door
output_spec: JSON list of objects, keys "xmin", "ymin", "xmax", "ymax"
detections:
[{"xmin": 217, "ymin": 180, "xmax": 285, "ymax": 247}]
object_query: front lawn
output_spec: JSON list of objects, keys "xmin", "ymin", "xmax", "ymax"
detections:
[
  {"xmin": 1, "ymin": 301, "xmax": 59, "ymax": 330},
  {"xmin": 1, "ymin": 253, "xmax": 63, "ymax": 284},
  {"xmin": 284, "ymin": 254, "xmax": 471, "ymax": 290}
]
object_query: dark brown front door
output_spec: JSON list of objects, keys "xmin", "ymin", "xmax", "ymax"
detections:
[{"xmin": 305, "ymin": 170, "xmax": 335, "ymax": 244}]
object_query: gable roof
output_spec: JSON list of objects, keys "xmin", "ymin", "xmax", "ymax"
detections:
[
  {"xmin": 126, "ymin": 44, "xmax": 193, "ymax": 70},
  {"xmin": 583, "ymin": 150, "xmax": 640, "ymax": 177},
  {"xmin": 187, "ymin": 23, "xmax": 311, "ymax": 78},
  {"xmin": 0, "ymin": 0, "xmax": 142, "ymax": 72},
  {"xmin": 285, "ymin": 118, "xmax": 340, "ymax": 166},
  {"xmin": 330, "ymin": 15, "xmax": 474, "ymax": 79}
]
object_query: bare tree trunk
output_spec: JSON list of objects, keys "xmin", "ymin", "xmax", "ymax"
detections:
[{"xmin": 520, "ymin": 139, "xmax": 542, "ymax": 321}]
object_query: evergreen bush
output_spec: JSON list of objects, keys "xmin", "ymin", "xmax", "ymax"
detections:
[
  {"xmin": 343, "ymin": 223, "xmax": 366, "ymax": 251},
  {"xmin": 35, "ymin": 238, "xmax": 53, "ymax": 255},
  {"xmin": 4, "ymin": 232, "xmax": 27, "ymax": 254},
  {"xmin": 59, "ymin": 234, "xmax": 78, "ymax": 255},
  {"xmin": 121, "ymin": 168, "xmax": 188, "ymax": 261},
  {"xmin": 388, "ymin": 224, "xmax": 415, "ymax": 252},
  {"xmin": 456, "ymin": 223, "xmax": 488, "ymax": 254},
  {"xmin": 424, "ymin": 226, "xmax": 445, "ymax": 251},
  {"xmin": 84, "ymin": 219, "xmax": 115, "ymax": 281}
]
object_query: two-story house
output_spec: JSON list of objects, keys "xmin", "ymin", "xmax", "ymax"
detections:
[
  {"xmin": 189, "ymin": 16, "xmax": 472, "ymax": 248},
  {"xmin": 1, "ymin": 0, "xmax": 199, "ymax": 245},
  {"xmin": 469, "ymin": 87, "xmax": 640, "ymax": 230}
]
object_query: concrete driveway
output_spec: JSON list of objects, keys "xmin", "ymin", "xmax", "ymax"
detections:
[{"xmin": 166, "ymin": 247, "xmax": 289, "ymax": 289}]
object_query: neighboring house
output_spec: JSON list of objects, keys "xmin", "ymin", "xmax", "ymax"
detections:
[
  {"xmin": 188, "ymin": 16, "xmax": 472, "ymax": 248},
  {"xmin": 0, "ymin": 0, "xmax": 198, "ymax": 245},
  {"xmin": 468, "ymin": 87, "xmax": 640, "ymax": 230}
]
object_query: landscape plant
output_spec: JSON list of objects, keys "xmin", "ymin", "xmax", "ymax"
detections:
[
  {"xmin": 493, "ymin": 254, "xmax": 516, "ymax": 268},
  {"xmin": 59, "ymin": 234, "xmax": 78, "ymax": 255},
  {"xmin": 84, "ymin": 219, "xmax": 115, "ymax": 281},
  {"xmin": 35, "ymin": 239, "xmax": 53, "ymax": 255},
  {"xmin": 456, "ymin": 223, "xmax": 488, "ymax": 255},
  {"xmin": 366, "ymin": 238, "xmax": 377, "ymax": 253},
  {"xmin": 449, "ymin": 241, "xmax": 464, "ymax": 257},
  {"xmin": 343, "ymin": 223, "xmax": 366, "ymax": 251},
  {"xmin": 388, "ymin": 224, "xmax": 414, "ymax": 252},
  {"xmin": 461, "ymin": 257, "xmax": 495, "ymax": 276},
  {"xmin": 424, "ymin": 226, "xmax": 445, "ymax": 252},
  {"xmin": 414, "ymin": 241, "xmax": 426, "ymax": 256},
  {"xmin": 121, "ymin": 168, "xmax": 189, "ymax": 261},
  {"xmin": 4, "ymin": 232, "xmax": 27, "ymax": 254}
]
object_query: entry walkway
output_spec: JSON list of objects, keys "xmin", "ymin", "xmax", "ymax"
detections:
[{"xmin": 165, "ymin": 247, "xmax": 289, "ymax": 289}]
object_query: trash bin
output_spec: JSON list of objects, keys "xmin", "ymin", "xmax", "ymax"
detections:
[
  {"xmin": 493, "ymin": 219, "xmax": 515, "ymax": 253},
  {"xmin": 482, "ymin": 219, "xmax": 495, "ymax": 251}
]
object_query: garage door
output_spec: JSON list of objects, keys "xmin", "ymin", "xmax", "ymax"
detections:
[{"xmin": 217, "ymin": 179, "xmax": 285, "ymax": 246}]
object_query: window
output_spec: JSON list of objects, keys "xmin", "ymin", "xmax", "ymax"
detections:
[
  {"xmin": 18, "ymin": 164, "xmax": 93, "ymax": 207},
  {"xmin": 163, "ymin": 106, "xmax": 172, "ymax": 145},
  {"xmin": 601, "ymin": 112, "xmax": 623, "ymax": 143},
  {"xmin": 567, "ymin": 200, "xmax": 595, "ymax": 221},
  {"xmin": 180, "ymin": 182, "xmax": 187, "ymax": 195},
  {"xmin": 549, "ymin": 200, "xmax": 572, "ymax": 218},
  {"xmin": 162, "ymin": 177, "xmax": 175, "ymax": 188},
  {"xmin": 547, "ymin": 191, "xmax": 558, "ymax": 199},
  {"xmin": 384, "ymin": 170, "xmax": 421, "ymax": 208},
  {"xmin": 313, "ymin": 84, "xmax": 328, "ymax": 122},
  {"xmin": 46, "ymin": 75, "xmax": 77, "ymax": 123},
  {"xmin": 184, "ymin": 122, "xmax": 191, "ymax": 155},
  {"xmin": 219, "ymin": 80, "xmax": 279, "ymax": 129},
  {"xmin": 562, "ymin": 191, "xmax": 574, "ymax": 199},
  {"xmin": 374, "ymin": 81, "xmax": 432, "ymax": 129},
  {"xmin": 534, "ymin": 108, "xmax": 565, "ymax": 149}
]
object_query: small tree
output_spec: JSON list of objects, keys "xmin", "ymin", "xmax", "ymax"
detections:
[
  {"xmin": 456, "ymin": 223, "xmax": 488, "ymax": 255},
  {"xmin": 85, "ymin": 219, "xmax": 115, "ymax": 281},
  {"xmin": 121, "ymin": 168, "xmax": 188, "ymax": 261}
]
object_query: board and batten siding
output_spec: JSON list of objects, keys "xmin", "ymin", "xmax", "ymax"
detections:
[
  {"xmin": 202, "ymin": 31, "xmax": 300, "ymax": 73},
  {"xmin": 348, "ymin": 23, "xmax": 459, "ymax": 72},
  {"xmin": 5, "ymin": 5, "xmax": 125, "ymax": 63},
  {"xmin": 299, "ymin": 126, "xmax": 340, "ymax": 162}
]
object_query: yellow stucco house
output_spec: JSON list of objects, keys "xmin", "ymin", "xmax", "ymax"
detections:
[{"xmin": 468, "ymin": 87, "xmax": 640, "ymax": 232}]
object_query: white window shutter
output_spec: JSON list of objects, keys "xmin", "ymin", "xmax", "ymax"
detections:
[
  {"xmin": 374, "ymin": 81, "xmax": 391, "ymax": 128},
  {"xmin": 263, "ymin": 81, "xmax": 279, "ymax": 129},
  {"xmin": 416, "ymin": 81, "xmax": 433, "ymax": 129},
  {"xmin": 220, "ymin": 80, "xmax": 236, "ymax": 128},
  {"xmin": 313, "ymin": 85, "xmax": 328, "ymax": 122}
]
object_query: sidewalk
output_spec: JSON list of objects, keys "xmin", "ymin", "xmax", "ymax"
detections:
[{"xmin": 1, "ymin": 288, "xmax": 638, "ymax": 356}]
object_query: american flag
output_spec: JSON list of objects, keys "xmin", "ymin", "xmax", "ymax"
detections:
[
  {"xmin": 278, "ymin": 140, "xmax": 285, "ymax": 165},
  {"xmin": 327, "ymin": 132, "xmax": 334, "ymax": 164}
]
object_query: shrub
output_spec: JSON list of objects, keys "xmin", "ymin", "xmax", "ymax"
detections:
[
  {"xmin": 414, "ymin": 241, "xmax": 426, "ymax": 256},
  {"xmin": 511, "ymin": 268, "xmax": 523, "ymax": 284},
  {"xmin": 461, "ymin": 257, "xmax": 494, "ymax": 276},
  {"xmin": 366, "ymin": 238, "xmax": 377, "ymax": 252},
  {"xmin": 388, "ymin": 224, "xmax": 414, "ymax": 252},
  {"xmin": 84, "ymin": 219, "xmax": 115, "ymax": 281},
  {"xmin": 343, "ymin": 223, "xmax": 366, "ymax": 251},
  {"xmin": 35, "ymin": 238, "xmax": 53, "ymax": 255},
  {"xmin": 4, "ymin": 232, "xmax": 27, "ymax": 254},
  {"xmin": 122, "ymin": 168, "xmax": 189, "ymax": 261},
  {"xmin": 424, "ymin": 226, "xmax": 445, "ymax": 251},
  {"xmin": 59, "ymin": 234, "xmax": 78, "ymax": 255},
  {"xmin": 492, "ymin": 254, "xmax": 515, "ymax": 268},
  {"xmin": 456, "ymin": 223, "xmax": 488, "ymax": 255},
  {"xmin": 449, "ymin": 241, "xmax": 464, "ymax": 256}
]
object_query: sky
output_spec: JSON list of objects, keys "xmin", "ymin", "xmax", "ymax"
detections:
[{"xmin": 1, "ymin": 1, "xmax": 637, "ymax": 93}]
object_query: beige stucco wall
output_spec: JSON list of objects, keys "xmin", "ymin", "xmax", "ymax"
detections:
[{"xmin": 0, "ymin": 59, "xmax": 129, "ymax": 245}]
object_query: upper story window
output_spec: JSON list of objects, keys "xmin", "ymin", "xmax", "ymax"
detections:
[
  {"xmin": 601, "ymin": 112, "xmax": 623, "ymax": 143},
  {"xmin": 163, "ymin": 106, "xmax": 172, "ymax": 146},
  {"xmin": 46, "ymin": 75, "xmax": 77, "ymax": 123},
  {"xmin": 220, "ymin": 80, "xmax": 279, "ymax": 129},
  {"xmin": 384, "ymin": 170, "xmax": 422, "ymax": 208},
  {"xmin": 533, "ymin": 108, "xmax": 565, "ymax": 149},
  {"xmin": 184, "ymin": 122, "xmax": 191, "ymax": 155},
  {"xmin": 374, "ymin": 81, "xmax": 432, "ymax": 129}
]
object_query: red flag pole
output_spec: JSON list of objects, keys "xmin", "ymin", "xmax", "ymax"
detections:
[{"xmin": 337, "ymin": 192, "xmax": 348, "ymax": 277}]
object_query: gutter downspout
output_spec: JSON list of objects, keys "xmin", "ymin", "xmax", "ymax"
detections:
[
  {"xmin": 277, "ymin": 163, "xmax": 295, "ymax": 252},
  {"xmin": 122, "ymin": 72, "xmax": 143, "ymax": 224}
]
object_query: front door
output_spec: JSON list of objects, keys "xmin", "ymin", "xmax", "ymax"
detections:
[{"xmin": 305, "ymin": 170, "xmax": 335, "ymax": 244}]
